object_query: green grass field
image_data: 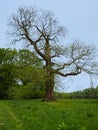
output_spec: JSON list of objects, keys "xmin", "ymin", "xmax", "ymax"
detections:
[{"xmin": 0, "ymin": 99, "xmax": 98, "ymax": 130}]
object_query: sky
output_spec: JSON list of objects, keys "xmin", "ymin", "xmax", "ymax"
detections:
[{"xmin": 0, "ymin": 0, "xmax": 98, "ymax": 92}]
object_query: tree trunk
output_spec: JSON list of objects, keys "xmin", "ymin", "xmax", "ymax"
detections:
[
  {"xmin": 42, "ymin": 65, "xmax": 55, "ymax": 101},
  {"xmin": 43, "ymin": 85, "xmax": 54, "ymax": 101},
  {"xmin": 42, "ymin": 41, "xmax": 56, "ymax": 101}
]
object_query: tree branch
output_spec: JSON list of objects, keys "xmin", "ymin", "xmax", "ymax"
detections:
[
  {"xmin": 24, "ymin": 32, "xmax": 47, "ymax": 61},
  {"xmin": 56, "ymin": 70, "xmax": 81, "ymax": 77},
  {"xmin": 55, "ymin": 66, "xmax": 82, "ymax": 77}
]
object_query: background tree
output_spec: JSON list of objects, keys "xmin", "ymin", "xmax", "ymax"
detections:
[
  {"xmin": 14, "ymin": 49, "xmax": 44, "ymax": 86},
  {"xmin": 12, "ymin": 49, "xmax": 45, "ymax": 99},
  {"xmin": 0, "ymin": 48, "xmax": 17, "ymax": 99},
  {"xmin": 0, "ymin": 48, "xmax": 44, "ymax": 99},
  {"xmin": 8, "ymin": 7, "xmax": 98, "ymax": 101}
]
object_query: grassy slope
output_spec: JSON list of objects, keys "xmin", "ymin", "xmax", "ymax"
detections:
[{"xmin": 0, "ymin": 99, "xmax": 98, "ymax": 130}]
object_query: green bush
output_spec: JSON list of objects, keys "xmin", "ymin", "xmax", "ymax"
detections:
[{"xmin": 8, "ymin": 84, "xmax": 44, "ymax": 99}]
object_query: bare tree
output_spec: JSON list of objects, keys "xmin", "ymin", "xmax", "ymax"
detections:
[{"xmin": 8, "ymin": 7, "xmax": 98, "ymax": 101}]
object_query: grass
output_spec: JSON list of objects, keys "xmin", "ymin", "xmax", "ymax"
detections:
[{"xmin": 0, "ymin": 99, "xmax": 98, "ymax": 130}]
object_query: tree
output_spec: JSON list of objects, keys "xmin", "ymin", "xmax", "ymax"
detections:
[
  {"xmin": 0, "ymin": 48, "xmax": 17, "ymax": 99},
  {"xmin": 7, "ymin": 49, "xmax": 45, "ymax": 99},
  {"xmin": 0, "ymin": 48, "xmax": 44, "ymax": 99},
  {"xmin": 8, "ymin": 7, "xmax": 98, "ymax": 101},
  {"xmin": 13, "ymin": 49, "xmax": 45, "ymax": 99},
  {"xmin": 14, "ymin": 49, "xmax": 44, "ymax": 86}
]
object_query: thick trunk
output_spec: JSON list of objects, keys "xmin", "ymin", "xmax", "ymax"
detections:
[
  {"xmin": 43, "ymin": 85, "xmax": 54, "ymax": 101},
  {"xmin": 42, "ymin": 41, "xmax": 56, "ymax": 101},
  {"xmin": 42, "ymin": 74, "xmax": 55, "ymax": 101},
  {"xmin": 42, "ymin": 65, "xmax": 55, "ymax": 101}
]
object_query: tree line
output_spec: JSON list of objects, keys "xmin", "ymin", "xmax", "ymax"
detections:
[{"xmin": 55, "ymin": 87, "xmax": 98, "ymax": 99}]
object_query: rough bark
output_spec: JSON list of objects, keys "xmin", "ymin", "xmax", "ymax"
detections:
[
  {"xmin": 42, "ymin": 67, "xmax": 55, "ymax": 101},
  {"xmin": 42, "ymin": 42, "xmax": 56, "ymax": 101},
  {"xmin": 42, "ymin": 81, "xmax": 54, "ymax": 101}
]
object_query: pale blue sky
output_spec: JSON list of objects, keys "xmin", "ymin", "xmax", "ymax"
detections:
[{"xmin": 0, "ymin": 0, "xmax": 98, "ymax": 92}]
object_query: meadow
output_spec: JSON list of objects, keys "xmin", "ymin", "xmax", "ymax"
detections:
[{"xmin": 0, "ymin": 99, "xmax": 98, "ymax": 130}]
